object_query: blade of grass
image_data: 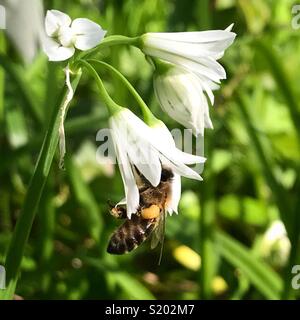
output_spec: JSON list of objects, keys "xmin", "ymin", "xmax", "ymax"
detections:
[
  {"xmin": 236, "ymin": 93, "xmax": 292, "ymax": 234},
  {"xmin": 84, "ymin": 257, "xmax": 155, "ymax": 299},
  {"xmin": 0, "ymin": 191, "xmax": 11, "ymax": 233},
  {"xmin": 0, "ymin": 69, "xmax": 82, "ymax": 300},
  {"xmin": 37, "ymin": 179, "xmax": 55, "ymax": 294},
  {"xmin": 237, "ymin": 93, "xmax": 297, "ymax": 299},
  {"xmin": 112, "ymin": 272, "xmax": 155, "ymax": 300},
  {"xmin": 215, "ymin": 230, "xmax": 283, "ymax": 299},
  {"xmin": 0, "ymin": 33, "xmax": 5, "ymax": 123},
  {"xmin": 255, "ymin": 41, "xmax": 300, "ymax": 140},
  {"xmin": 255, "ymin": 40, "xmax": 300, "ymax": 300},
  {"xmin": 281, "ymin": 179, "xmax": 300, "ymax": 299}
]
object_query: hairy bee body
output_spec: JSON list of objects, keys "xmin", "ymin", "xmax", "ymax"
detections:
[
  {"xmin": 107, "ymin": 215, "xmax": 157, "ymax": 254},
  {"xmin": 107, "ymin": 167, "xmax": 173, "ymax": 255}
]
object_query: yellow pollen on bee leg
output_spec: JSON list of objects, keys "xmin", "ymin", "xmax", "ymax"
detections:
[{"xmin": 141, "ymin": 205, "xmax": 160, "ymax": 219}]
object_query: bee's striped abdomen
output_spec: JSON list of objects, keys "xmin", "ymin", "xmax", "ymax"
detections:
[{"xmin": 107, "ymin": 215, "xmax": 156, "ymax": 254}]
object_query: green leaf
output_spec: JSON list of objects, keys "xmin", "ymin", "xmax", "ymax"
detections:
[
  {"xmin": 215, "ymin": 230, "xmax": 283, "ymax": 300},
  {"xmin": 236, "ymin": 93, "xmax": 292, "ymax": 233}
]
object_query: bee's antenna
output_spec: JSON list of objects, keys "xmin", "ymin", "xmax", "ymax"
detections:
[{"xmin": 107, "ymin": 199, "xmax": 115, "ymax": 209}]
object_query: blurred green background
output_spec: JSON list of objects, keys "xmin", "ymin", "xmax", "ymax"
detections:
[{"xmin": 0, "ymin": 0, "xmax": 300, "ymax": 300}]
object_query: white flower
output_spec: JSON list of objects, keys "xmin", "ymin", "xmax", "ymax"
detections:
[
  {"xmin": 260, "ymin": 220, "xmax": 291, "ymax": 267},
  {"xmin": 109, "ymin": 108, "xmax": 205, "ymax": 217},
  {"xmin": 141, "ymin": 25, "xmax": 236, "ymax": 86},
  {"xmin": 154, "ymin": 64, "xmax": 214, "ymax": 136},
  {"xmin": 43, "ymin": 9, "xmax": 106, "ymax": 61}
]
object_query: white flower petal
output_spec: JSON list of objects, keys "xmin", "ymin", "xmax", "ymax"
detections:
[
  {"xmin": 58, "ymin": 26, "xmax": 75, "ymax": 47},
  {"xmin": 167, "ymin": 173, "xmax": 181, "ymax": 215},
  {"xmin": 111, "ymin": 109, "xmax": 162, "ymax": 187},
  {"xmin": 45, "ymin": 9, "xmax": 71, "ymax": 37},
  {"xmin": 196, "ymin": 74, "xmax": 214, "ymax": 105},
  {"xmin": 154, "ymin": 66, "xmax": 214, "ymax": 136},
  {"xmin": 160, "ymin": 155, "xmax": 203, "ymax": 181},
  {"xmin": 144, "ymin": 29, "xmax": 236, "ymax": 60},
  {"xmin": 72, "ymin": 18, "xmax": 106, "ymax": 50},
  {"xmin": 127, "ymin": 144, "xmax": 162, "ymax": 187},
  {"xmin": 171, "ymin": 161, "xmax": 203, "ymax": 181},
  {"xmin": 148, "ymin": 124, "xmax": 204, "ymax": 180},
  {"xmin": 175, "ymin": 149, "xmax": 206, "ymax": 165},
  {"xmin": 118, "ymin": 161, "xmax": 140, "ymax": 218},
  {"xmin": 42, "ymin": 36, "xmax": 75, "ymax": 61},
  {"xmin": 146, "ymin": 48, "xmax": 223, "ymax": 83},
  {"xmin": 146, "ymin": 29, "xmax": 235, "ymax": 42},
  {"xmin": 110, "ymin": 118, "xmax": 140, "ymax": 217},
  {"xmin": 226, "ymin": 24, "xmax": 234, "ymax": 32}
]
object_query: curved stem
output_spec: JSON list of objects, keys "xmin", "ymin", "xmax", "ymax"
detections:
[
  {"xmin": 87, "ymin": 59, "xmax": 155, "ymax": 125},
  {"xmin": 77, "ymin": 60, "xmax": 122, "ymax": 115},
  {"xmin": 78, "ymin": 35, "xmax": 141, "ymax": 60}
]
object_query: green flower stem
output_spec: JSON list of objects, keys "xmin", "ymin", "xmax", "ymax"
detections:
[
  {"xmin": 151, "ymin": 58, "xmax": 172, "ymax": 74},
  {"xmin": 78, "ymin": 35, "xmax": 141, "ymax": 60},
  {"xmin": 87, "ymin": 59, "xmax": 155, "ymax": 125},
  {"xmin": 0, "ymin": 69, "xmax": 82, "ymax": 300},
  {"xmin": 199, "ymin": 182, "xmax": 216, "ymax": 300},
  {"xmin": 199, "ymin": 136, "xmax": 217, "ymax": 300},
  {"xmin": 77, "ymin": 60, "xmax": 122, "ymax": 115}
]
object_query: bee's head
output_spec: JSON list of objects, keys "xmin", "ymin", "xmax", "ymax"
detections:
[
  {"xmin": 160, "ymin": 167, "xmax": 174, "ymax": 182},
  {"xmin": 133, "ymin": 165, "xmax": 174, "ymax": 185}
]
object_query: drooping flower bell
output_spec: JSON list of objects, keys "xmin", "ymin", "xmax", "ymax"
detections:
[
  {"xmin": 153, "ymin": 62, "xmax": 214, "ymax": 136},
  {"xmin": 43, "ymin": 9, "xmax": 106, "ymax": 61},
  {"xmin": 141, "ymin": 25, "xmax": 236, "ymax": 85},
  {"xmin": 109, "ymin": 108, "xmax": 205, "ymax": 217}
]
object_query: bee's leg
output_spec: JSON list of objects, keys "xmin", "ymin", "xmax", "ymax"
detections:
[
  {"xmin": 141, "ymin": 204, "xmax": 160, "ymax": 219},
  {"xmin": 107, "ymin": 200, "xmax": 128, "ymax": 219}
]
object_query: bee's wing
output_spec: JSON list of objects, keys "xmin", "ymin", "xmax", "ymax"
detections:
[{"xmin": 150, "ymin": 209, "xmax": 164, "ymax": 249}]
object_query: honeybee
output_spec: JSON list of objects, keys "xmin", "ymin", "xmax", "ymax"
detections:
[{"xmin": 107, "ymin": 166, "xmax": 174, "ymax": 258}]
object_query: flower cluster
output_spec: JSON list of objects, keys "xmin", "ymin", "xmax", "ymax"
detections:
[
  {"xmin": 42, "ymin": 9, "xmax": 236, "ymax": 218},
  {"xmin": 142, "ymin": 27, "xmax": 236, "ymax": 136}
]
